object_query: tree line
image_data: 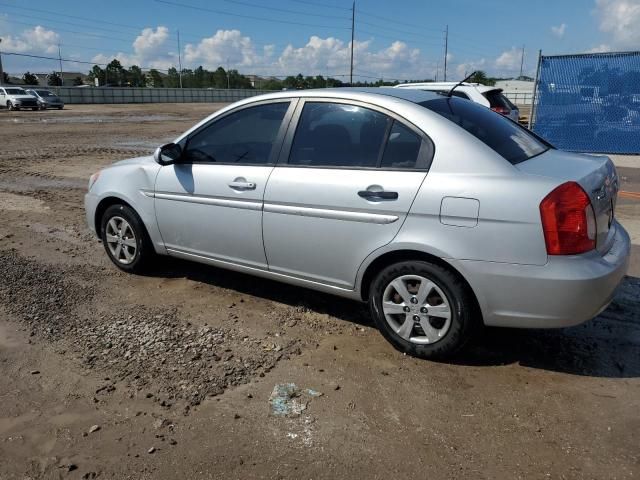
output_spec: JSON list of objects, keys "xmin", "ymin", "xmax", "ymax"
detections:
[{"xmin": 5, "ymin": 59, "xmax": 523, "ymax": 90}]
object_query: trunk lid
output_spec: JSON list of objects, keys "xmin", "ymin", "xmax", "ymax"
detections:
[{"xmin": 516, "ymin": 149, "xmax": 619, "ymax": 255}]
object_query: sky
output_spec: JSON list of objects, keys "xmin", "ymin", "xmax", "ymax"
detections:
[{"xmin": 0, "ymin": 0, "xmax": 639, "ymax": 81}]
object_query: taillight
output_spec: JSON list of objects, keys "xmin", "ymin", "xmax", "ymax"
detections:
[
  {"xmin": 491, "ymin": 106, "xmax": 510, "ymax": 115},
  {"xmin": 540, "ymin": 182, "xmax": 596, "ymax": 255}
]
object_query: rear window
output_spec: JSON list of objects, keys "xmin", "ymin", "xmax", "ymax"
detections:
[
  {"xmin": 420, "ymin": 97, "xmax": 549, "ymax": 164},
  {"xmin": 483, "ymin": 89, "xmax": 514, "ymax": 110}
]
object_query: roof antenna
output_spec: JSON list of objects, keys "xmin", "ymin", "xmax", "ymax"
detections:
[{"xmin": 447, "ymin": 70, "xmax": 477, "ymax": 97}]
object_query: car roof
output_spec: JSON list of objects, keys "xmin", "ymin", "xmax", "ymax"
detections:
[{"xmin": 236, "ymin": 87, "xmax": 440, "ymax": 105}]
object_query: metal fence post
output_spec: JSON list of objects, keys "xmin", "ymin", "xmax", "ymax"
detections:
[{"xmin": 529, "ymin": 49, "xmax": 542, "ymax": 130}]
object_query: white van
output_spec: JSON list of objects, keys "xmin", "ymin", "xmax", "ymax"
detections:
[{"xmin": 394, "ymin": 82, "xmax": 520, "ymax": 122}]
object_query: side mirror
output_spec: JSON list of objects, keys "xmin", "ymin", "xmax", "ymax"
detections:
[{"xmin": 154, "ymin": 143, "xmax": 182, "ymax": 166}]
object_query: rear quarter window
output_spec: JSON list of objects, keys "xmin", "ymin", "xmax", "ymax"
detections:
[{"xmin": 421, "ymin": 97, "xmax": 549, "ymax": 164}]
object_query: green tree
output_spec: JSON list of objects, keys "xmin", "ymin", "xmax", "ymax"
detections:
[
  {"xmin": 22, "ymin": 72, "xmax": 39, "ymax": 85},
  {"xmin": 106, "ymin": 59, "xmax": 125, "ymax": 86},
  {"xmin": 2, "ymin": 72, "xmax": 11, "ymax": 84},
  {"xmin": 127, "ymin": 65, "xmax": 146, "ymax": 87},
  {"xmin": 72, "ymin": 76, "xmax": 84, "ymax": 86},
  {"xmin": 165, "ymin": 67, "xmax": 180, "ymax": 88},
  {"xmin": 468, "ymin": 70, "xmax": 496, "ymax": 85},
  {"xmin": 147, "ymin": 69, "xmax": 164, "ymax": 87},
  {"xmin": 47, "ymin": 72, "xmax": 62, "ymax": 86}
]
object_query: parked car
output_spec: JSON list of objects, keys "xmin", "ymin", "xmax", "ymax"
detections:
[
  {"xmin": 84, "ymin": 88, "xmax": 629, "ymax": 358},
  {"xmin": 25, "ymin": 88, "xmax": 64, "ymax": 110},
  {"xmin": 393, "ymin": 82, "xmax": 520, "ymax": 122},
  {"xmin": 0, "ymin": 86, "xmax": 40, "ymax": 110}
]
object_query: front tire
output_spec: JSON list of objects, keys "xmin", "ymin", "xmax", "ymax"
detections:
[
  {"xmin": 369, "ymin": 260, "xmax": 478, "ymax": 359},
  {"xmin": 100, "ymin": 204, "xmax": 154, "ymax": 273}
]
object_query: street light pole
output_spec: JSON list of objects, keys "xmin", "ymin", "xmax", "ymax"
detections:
[{"xmin": 0, "ymin": 38, "xmax": 4, "ymax": 85}]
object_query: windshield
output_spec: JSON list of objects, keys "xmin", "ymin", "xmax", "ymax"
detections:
[
  {"xmin": 37, "ymin": 90, "xmax": 55, "ymax": 96},
  {"xmin": 420, "ymin": 97, "xmax": 549, "ymax": 164},
  {"xmin": 5, "ymin": 88, "xmax": 26, "ymax": 95}
]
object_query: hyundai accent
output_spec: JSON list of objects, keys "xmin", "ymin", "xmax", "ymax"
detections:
[{"xmin": 85, "ymin": 88, "xmax": 630, "ymax": 358}]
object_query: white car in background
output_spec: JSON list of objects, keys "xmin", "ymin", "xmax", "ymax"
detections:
[
  {"xmin": 394, "ymin": 82, "xmax": 520, "ymax": 122},
  {"xmin": 0, "ymin": 86, "xmax": 40, "ymax": 111}
]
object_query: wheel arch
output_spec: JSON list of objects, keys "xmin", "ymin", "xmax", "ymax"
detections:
[
  {"xmin": 358, "ymin": 249, "xmax": 484, "ymax": 324},
  {"xmin": 94, "ymin": 196, "xmax": 138, "ymax": 240}
]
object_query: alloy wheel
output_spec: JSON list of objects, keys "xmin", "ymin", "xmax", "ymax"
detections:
[
  {"xmin": 105, "ymin": 216, "xmax": 137, "ymax": 265},
  {"xmin": 381, "ymin": 274, "xmax": 452, "ymax": 344}
]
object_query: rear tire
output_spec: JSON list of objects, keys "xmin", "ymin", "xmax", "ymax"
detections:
[
  {"xmin": 369, "ymin": 260, "xmax": 478, "ymax": 359},
  {"xmin": 100, "ymin": 204, "xmax": 155, "ymax": 274}
]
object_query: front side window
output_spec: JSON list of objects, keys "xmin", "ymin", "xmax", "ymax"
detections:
[
  {"xmin": 289, "ymin": 102, "xmax": 390, "ymax": 168},
  {"xmin": 183, "ymin": 102, "xmax": 290, "ymax": 164},
  {"xmin": 421, "ymin": 97, "xmax": 549, "ymax": 164}
]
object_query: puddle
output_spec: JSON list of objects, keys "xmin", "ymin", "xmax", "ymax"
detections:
[
  {"xmin": 0, "ymin": 114, "xmax": 177, "ymax": 125},
  {"xmin": 0, "ymin": 192, "xmax": 49, "ymax": 212}
]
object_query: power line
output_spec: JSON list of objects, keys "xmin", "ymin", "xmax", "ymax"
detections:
[
  {"xmin": 8, "ymin": 19, "xmax": 136, "ymax": 44},
  {"xmin": 154, "ymin": 0, "xmax": 350, "ymax": 30},
  {"xmin": 0, "ymin": 2, "xmax": 145, "ymax": 31},
  {"xmin": 287, "ymin": 0, "xmax": 352, "ymax": 11},
  {"xmin": 6, "ymin": 11, "xmax": 144, "ymax": 37},
  {"xmin": 220, "ymin": 0, "xmax": 348, "ymax": 20},
  {"xmin": 357, "ymin": 10, "xmax": 443, "ymax": 33}
]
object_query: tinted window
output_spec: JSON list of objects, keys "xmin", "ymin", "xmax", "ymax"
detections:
[
  {"xmin": 184, "ymin": 102, "xmax": 289, "ymax": 164},
  {"xmin": 380, "ymin": 121, "xmax": 423, "ymax": 169},
  {"xmin": 483, "ymin": 90, "xmax": 512, "ymax": 110},
  {"xmin": 421, "ymin": 97, "xmax": 548, "ymax": 164},
  {"xmin": 289, "ymin": 102, "xmax": 390, "ymax": 168}
]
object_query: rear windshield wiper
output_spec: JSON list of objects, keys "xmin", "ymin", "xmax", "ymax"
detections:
[{"xmin": 447, "ymin": 71, "xmax": 477, "ymax": 98}]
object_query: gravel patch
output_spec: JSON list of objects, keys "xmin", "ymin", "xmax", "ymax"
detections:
[{"xmin": 0, "ymin": 249, "xmax": 302, "ymax": 408}]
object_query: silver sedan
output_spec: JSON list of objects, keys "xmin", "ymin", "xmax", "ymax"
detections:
[{"xmin": 84, "ymin": 88, "xmax": 630, "ymax": 358}]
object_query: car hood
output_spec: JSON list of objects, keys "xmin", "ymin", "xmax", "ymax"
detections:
[{"xmin": 111, "ymin": 155, "xmax": 157, "ymax": 168}]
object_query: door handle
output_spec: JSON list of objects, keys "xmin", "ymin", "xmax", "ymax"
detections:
[
  {"xmin": 358, "ymin": 190, "xmax": 398, "ymax": 200},
  {"xmin": 228, "ymin": 181, "xmax": 256, "ymax": 190}
]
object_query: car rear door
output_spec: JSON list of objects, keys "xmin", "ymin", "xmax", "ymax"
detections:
[
  {"xmin": 262, "ymin": 99, "xmax": 433, "ymax": 289},
  {"xmin": 154, "ymin": 100, "xmax": 296, "ymax": 269}
]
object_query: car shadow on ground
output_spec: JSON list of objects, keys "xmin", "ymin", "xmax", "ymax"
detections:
[{"xmin": 147, "ymin": 258, "xmax": 640, "ymax": 379}]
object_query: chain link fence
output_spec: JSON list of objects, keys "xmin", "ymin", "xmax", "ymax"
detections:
[{"xmin": 530, "ymin": 51, "xmax": 640, "ymax": 154}]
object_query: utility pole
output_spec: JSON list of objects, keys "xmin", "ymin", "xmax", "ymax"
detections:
[
  {"xmin": 177, "ymin": 30, "xmax": 183, "ymax": 88},
  {"xmin": 435, "ymin": 62, "xmax": 439, "ymax": 82},
  {"xmin": 0, "ymin": 38, "xmax": 4, "ymax": 85},
  {"xmin": 519, "ymin": 44, "xmax": 525, "ymax": 78},
  {"xmin": 350, "ymin": 1, "xmax": 355, "ymax": 85},
  {"xmin": 58, "ymin": 43, "xmax": 64, "ymax": 86},
  {"xmin": 443, "ymin": 25, "xmax": 448, "ymax": 82}
]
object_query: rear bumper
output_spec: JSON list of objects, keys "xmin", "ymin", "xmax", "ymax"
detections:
[{"xmin": 451, "ymin": 221, "xmax": 631, "ymax": 328}]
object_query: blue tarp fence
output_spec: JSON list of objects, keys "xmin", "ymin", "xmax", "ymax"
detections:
[{"xmin": 531, "ymin": 51, "xmax": 640, "ymax": 154}]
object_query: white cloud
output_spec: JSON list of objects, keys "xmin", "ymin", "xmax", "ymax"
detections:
[
  {"xmin": 184, "ymin": 30, "xmax": 266, "ymax": 68},
  {"xmin": 2, "ymin": 26, "xmax": 59, "ymax": 55},
  {"xmin": 92, "ymin": 26, "xmax": 177, "ymax": 69},
  {"xmin": 551, "ymin": 23, "xmax": 567, "ymax": 38},
  {"xmin": 495, "ymin": 47, "xmax": 522, "ymax": 71},
  {"xmin": 455, "ymin": 58, "xmax": 486, "ymax": 78},
  {"xmin": 594, "ymin": 0, "xmax": 640, "ymax": 48},
  {"xmin": 585, "ymin": 43, "xmax": 612, "ymax": 53}
]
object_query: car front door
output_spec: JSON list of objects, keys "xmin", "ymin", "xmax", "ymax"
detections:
[
  {"xmin": 263, "ymin": 99, "xmax": 433, "ymax": 289},
  {"xmin": 0, "ymin": 89, "xmax": 5, "ymax": 106},
  {"xmin": 154, "ymin": 100, "xmax": 295, "ymax": 269}
]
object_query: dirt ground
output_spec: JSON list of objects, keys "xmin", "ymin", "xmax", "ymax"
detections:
[{"xmin": 0, "ymin": 103, "xmax": 639, "ymax": 480}]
